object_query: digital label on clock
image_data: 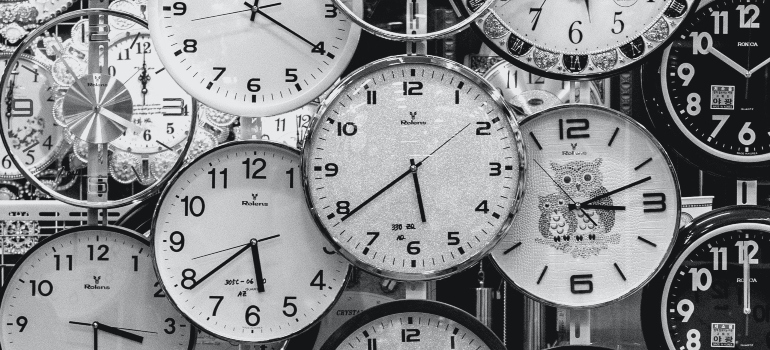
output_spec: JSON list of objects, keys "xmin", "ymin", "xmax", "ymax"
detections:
[
  {"xmin": 710, "ymin": 323, "xmax": 736, "ymax": 348},
  {"xmin": 710, "ymin": 85, "xmax": 735, "ymax": 110}
]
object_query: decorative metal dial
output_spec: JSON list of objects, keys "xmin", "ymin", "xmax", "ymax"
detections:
[
  {"xmin": 302, "ymin": 55, "xmax": 525, "ymax": 281},
  {"xmin": 153, "ymin": 141, "xmax": 349, "ymax": 344},
  {"xmin": 148, "ymin": 0, "xmax": 362, "ymax": 117},
  {"xmin": 483, "ymin": 60, "xmax": 569, "ymax": 119},
  {"xmin": 0, "ymin": 54, "xmax": 64, "ymax": 180},
  {"xmin": 457, "ymin": 0, "xmax": 697, "ymax": 78},
  {"xmin": 318, "ymin": 300, "xmax": 506, "ymax": 350},
  {"xmin": 645, "ymin": 0, "xmax": 770, "ymax": 177},
  {"xmin": 491, "ymin": 104, "xmax": 680, "ymax": 308},
  {"xmin": 0, "ymin": 225, "xmax": 195, "ymax": 349},
  {"xmin": 31, "ymin": 0, "xmax": 75, "ymax": 23}
]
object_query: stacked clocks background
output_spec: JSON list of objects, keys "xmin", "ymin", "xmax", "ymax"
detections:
[{"xmin": 0, "ymin": 0, "xmax": 764, "ymax": 349}]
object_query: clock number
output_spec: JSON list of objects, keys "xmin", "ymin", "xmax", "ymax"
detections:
[
  {"xmin": 689, "ymin": 32, "xmax": 712, "ymax": 55},
  {"xmin": 30, "ymin": 280, "xmax": 52, "ymax": 297},
  {"xmin": 686, "ymin": 93, "xmax": 701, "ymax": 116},
  {"xmin": 711, "ymin": 115, "xmax": 729, "ymax": 138},
  {"xmin": 689, "ymin": 268, "xmax": 712, "ymax": 291},
  {"xmin": 611, "ymin": 12, "xmax": 624, "ymax": 34},
  {"xmin": 736, "ymin": 240, "xmax": 759, "ymax": 264},
  {"xmin": 285, "ymin": 68, "xmax": 298, "ymax": 82},
  {"xmin": 134, "ymin": 42, "xmax": 152, "ymax": 54},
  {"xmin": 181, "ymin": 195, "xmax": 205, "ymax": 216},
  {"xmin": 401, "ymin": 329, "xmax": 421, "ymax": 342},
  {"xmin": 475, "ymin": 200, "xmax": 489, "ymax": 213},
  {"xmin": 366, "ymin": 232, "xmax": 379, "ymax": 246},
  {"xmin": 311, "ymin": 41, "xmax": 326, "ymax": 55},
  {"xmin": 711, "ymin": 11, "xmax": 728, "ymax": 34},
  {"xmin": 568, "ymin": 21, "xmax": 583, "ymax": 44},
  {"xmin": 367, "ymin": 90, "xmax": 377, "ymax": 104},
  {"xmin": 336, "ymin": 201, "xmax": 350, "ymax": 214},
  {"xmin": 276, "ymin": 118, "xmax": 285, "ymax": 131},
  {"xmin": 528, "ymin": 73, "xmax": 545, "ymax": 85},
  {"xmin": 282, "ymin": 296, "xmax": 298, "ymax": 317},
  {"xmin": 132, "ymin": 256, "xmax": 139, "ymax": 272},
  {"xmin": 323, "ymin": 163, "xmax": 338, "ymax": 177},
  {"xmin": 183, "ymin": 39, "xmax": 197, "ymax": 53},
  {"xmin": 325, "ymin": 3, "xmax": 338, "ymax": 18},
  {"xmin": 368, "ymin": 339, "xmax": 378, "ymax": 350},
  {"xmin": 212, "ymin": 67, "xmax": 226, "ymax": 81},
  {"xmin": 247, "ymin": 78, "xmax": 261, "ymax": 92},
  {"xmin": 737, "ymin": 5, "xmax": 760, "ymax": 28},
  {"xmin": 677, "ymin": 63, "xmax": 695, "ymax": 86},
  {"xmin": 455, "ymin": 90, "xmax": 460, "ymax": 104},
  {"xmin": 529, "ymin": 7, "xmax": 542, "ymax": 30},
  {"xmin": 154, "ymin": 282, "xmax": 166, "ymax": 298},
  {"xmin": 710, "ymin": 247, "xmax": 727, "ymax": 270},
  {"xmin": 489, "ymin": 162, "xmax": 502, "ymax": 176},
  {"xmin": 162, "ymin": 98, "xmax": 188, "ymax": 116},
  {"xmin": 167, "ymin": 123, "xmax": 174, "ymax": 134},
  {"xmin": 1, "ymin": 156, "xmax": 10, "ymax": 169},
  {"xmin": 738, "ymin": 122, "xmax": 756, "ymax": 146},
  {"xmin": 286, "ymin": 167, "xmax": 295, "ymax": 188},
  {"xmin": 243, "ymin": 158, "xmax": 267, "ymax": 179},
  {"xmin": 476, "ymin": 122, "xmax": 491, "ymax": 135},
  {"xmin": 143, "ymin": 129, "xmax": 152, "ymax": 141},
  {"xmin": 209, "ymin": 296, "xmax": 224, "ymax": 316},
  {"xmin": 87, "ymin": 244, "xmax": 109, "ymax": 261},
  {"xmin": 310, "ymin": 270, "xmax": 326, "ymax": 290},
  {"xmin": 208, "ymin": 167, "xmax": 228, "ymax": 189},
  {"xmin": 11, "ymin": 99, "xmax": 33, "ymax": 117},
  {"xmin": 164, "ymin": 318, "xmax": 176, "ymax": 334},
  {"xmin": 181, "ymin": 269, "xmax": 197, "ymax": 289},
  {"xmin": 642, "ymin": 193, "xmax": 666, "ymax": 213},
  {"xmin": 170, "ymin": 2, "xmax": 186, "ymax": 15},
  {"xmin": 54, "ymin": 254, "xmax": 72, "ymax": 271},
  {"xmin": 337, "ymin": 122, "xmax": 358, "ymax": 136},
  {"xmin": 686, "ymin": 329, "xmax": 701, "ymax": 350},
  {"xmin": 447, "ymin": 232, "xmax": 460, "ymax": 246},
  {"xmin": 15, "ymin": 316, "xmax": 27, "ymax": 332},
  {"xmin": 245, "ymin": 305, "xmax": 261, "ymax": 326},
  {"xmin": 402, "ymin": 82, "xmax": 423, "ymax": 96},
  {"xmin": 169, "ymin": 231, "xmax": 185, "ymax": 252},
  {"xmin": 407, "ymin": 241, "xmax": 421, "ymax": 255},
  {"xmin": 676, "ymin": 299, "xmax": 694, "ymax": 322},
  {"xmin": 118, "ymin": 48, "xmax": 131, "ymax": 61},
  {"xmin": 558, "ymin": 118, "xmax": 590, "ymax": 139},
  {"xmin": 108, "ymin": 65, "xmax": 116, "ymax": 76},
  {"xmin": 570, "ymin": 274, "xmax": 593, "ymax": 294}
]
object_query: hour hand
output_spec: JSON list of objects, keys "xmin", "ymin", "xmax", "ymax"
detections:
[
  {"xmin": 708, "ymin": 46, "xmax": 749, "ymax": 77},
  {"xmin": 98, "ymin": 323, "xmax": 143, "ymax": 344}
]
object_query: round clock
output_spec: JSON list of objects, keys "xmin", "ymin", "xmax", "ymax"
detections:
[
  {"xmin": 643, "ymin": 0, "xmax": 770, "ymax": 178},
  {"xmin": 454, "ymin": 0, "xmax": 698, "ymax": 79},
  {"xmin": 302, "ymin": 54, "xmax": 525, "ymax": 281},
  {"xmin": 318, "ymin": 300, "xmax": 506, "ymax": 350},
  {"xmin": 152, "ymin": 140, "xmax": 350, "ymax": 344},
  {"xmin": 483, "ymin": 60, "xmax": 570, "ymax": 119},
  {"xmin": 641, "ymin": 205, "xmax": 770, "ymax": 350},
  {"xmin": 147, "ymin": 0, "xmax": 362, "ymax": 117},
  {"xmin": 0, "ymin": 225, "xmax": 196, "ymax": 349},
  {"xmin": 490, "ymin": 104, "xmax": 680, "ymax": 308},
  {"xmin": 0, "ymin": 53, "xmax": 65, "ymax": 180}
]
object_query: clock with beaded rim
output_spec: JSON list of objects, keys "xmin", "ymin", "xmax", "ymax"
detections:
[
  {"xmin": 452, "ymin": 0, "xmax": 699, "ymax": 79},
  {"xmin": 641, "ymin": 205, "xmax": 770, "ymax": 350},
  {"xmin": 642, "ymin": 0, "xmax": 770, "ymax": 179},
  {"xmin": 301, "ymin": 54, "xmax": 525, "ymax": 281},
  {"xmin": 318, "ymin": 299, "xmax": 506, "ymax": 350},
  {"xmin": 152, "ymin": 140, "xmax": 350, "ymax": 344},
  {"xmin": 490, "ymin": 104, "xmax": 680, "ymax": 308},
  {"xmin": 0, "ymin": 225, "xmax": 196, "ymax": 349},
  {"xmin": 147, "ymin": 0, "xmax": 362, "ymax": 117}
]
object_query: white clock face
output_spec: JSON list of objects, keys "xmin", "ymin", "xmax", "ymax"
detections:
[
  {"xmin": 0, "ymin": 226, "xmax": 194, "ymax": 349},
  {"xmin": 148, "ymin": 0, "xmax": 362, "ymax": 117},
  {"xmin": 257, "ymin": 103, "xmax": 315, "ymax": 148},
  {"xmin": 153, "ymin": 141, "xmax": 349, "ymax": 343},
  {"xmin": 491, "ymin": 105, "xmax": 680, "ymax": 308},
  {"xmin": 483, "ymin": 61, "xmax": 569, "ymax": 119},
  {"xmin": 302, "ymin": 55, "xmax": 524, "ymax": 280}
]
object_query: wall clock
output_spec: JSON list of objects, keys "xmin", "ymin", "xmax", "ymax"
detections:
[
  {"xmin": 454, "ymin": 0, "xmax": 698, "ymax": 79},
  {"xmin": 147, "ymin": 0, "xmax": 362, "ymax": 117},
  {"xmin": 152, "ymin": 140, "xmax": 350, "ymax": 344},
  {"xmin": 302, "ymin": 54, "xmax": 525, "ymax": 281},
  {"xmin": 318, "ymin": 299, "xmax": 506, "ymax": 350},
  {"xmin": 483, "ymin": 60, "xmax": 570, "ymax": 119},
  {"xmin": 0, "ymin": 225, "xmax": 196, "ymax": 349},
  {"xmin": 490, "ymin": 104, "xmax": 680, "ymax": 308},
  {"xmin": 643, "ymin": 0, "xmax": 770, "ymax": 179},
  {"xmin": 641, "ymin": 205, "xmax": 770, "ymax": 350}
]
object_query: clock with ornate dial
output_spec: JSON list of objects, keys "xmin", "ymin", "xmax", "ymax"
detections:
[{"xmin": 491, "ymin": 104, "xmax": 680, "ymax": 308}]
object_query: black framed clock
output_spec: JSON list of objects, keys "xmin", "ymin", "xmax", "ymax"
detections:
[{"xmin": 643, "ymin": 0, "xmax": 770, "ymax": 178}]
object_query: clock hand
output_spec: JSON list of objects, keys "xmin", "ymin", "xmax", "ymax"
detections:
[
  {"xmin": 341, "ymin": 123, "xmax": 470, "ymax": 222},
  {"xmin": 582, "ymin": 176, "xmax": 652, "ymax": 205},
  {"xmin": 93, "ymin": 323, "xmax": 98, "ymax": 350},
  {"xmin": 190, "ymin": 3, "xmax": 280, "ymax": 22},
  {"xmin": 583, "ymin": 0, "xmax": 591, "ymax": 22},
  {"xmin": 747, "ymin": 56, "xmax": 770, "ymax": 76},
  {"xmin": 410, "ymin": 159, "xmax": 427, "ymax": 223},
  {"xmin": 708, "ymin": 46, "xmax": 750, "ymax": 77},
  {"xmin": 744, "ymin": 251, "xmax": 751, "ymax": 336},
  {"xmin": 568, "ymin": 204, "xmax": 625, "ymax": 211},
  {"xmin": 533, "ymin": 159, "xmax": 597, "ymax": 226},
  {"xmin": 138, "ymin": 52, "xmax": 150, "ymax": 106},
  {"xmin": 4, "ymin": 78, "xmax": 14, "ymax": 119},
  {"xmin": 70, "ymin": 322, "xmax": 144, "ymax": 344},
  {"xmin": 252, "ymin": 7, "xmax": 327, "ymax": 55},
  {"xmin": 191, "ymin": 241, "xmax": 256, "ymax": 288},
  {"xmin": 250, "ymin": 239, "xmax": 266, "ymax": 293},
  {"xmin": 248, "ymin": 0, "xmax": 260, "ymax": 21},
  {"xmin": 100, "ymin": 108, "xmax": 146, "ymax": 135},
  {"xmin": 191, "ymin": 234, "xmax": 280, "ymax": 260}
]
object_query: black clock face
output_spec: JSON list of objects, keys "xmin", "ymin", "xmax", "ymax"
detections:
[
  {"xmin": 661, "ymin": 0, "xmax": 770, "ymax": 162},
  {"xmin": 663, "ymin": 229, "xmax": 770, "ymax": 350}
]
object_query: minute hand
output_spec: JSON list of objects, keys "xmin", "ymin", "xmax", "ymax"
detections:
[
  {"xmin": 256, "ymin": 9, "xmax": 319, "ymax": 49},
  {"xmin": 582, "ymin": 176, "xmax": 651, "ymax": 205}
]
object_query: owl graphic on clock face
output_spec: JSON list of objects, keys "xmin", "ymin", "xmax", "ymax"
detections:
[{"xmin": 536, "ymin": 158, "xmax": 620, "ymax": 258}]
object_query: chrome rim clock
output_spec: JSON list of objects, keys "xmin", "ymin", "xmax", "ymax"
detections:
[
  {"xmin": 0, "ymin": 225, "xmax": 196, "ymax": 349},
  {"xmin": 318, "ymin": 300, "xmax": 506, "ymax": 350},
  {"xmin": 302, "ymin": 54, "xmax": 525, "ymax": 281},
  {"xmin": 152, "ymin": 140, "xmax": 350, "ymax": 344},
  {"xmin": 483, "ymin": 60, "xmax": 570, "ymax": 120},
  {"xmin": 641, "ymin": 205, "xmax": 770, "ymax": 350},
  {"xmin": 643, "ymin": 0, "xmax": 770, "ymax": 179},
  {"xmin": 147, "ymin": 0, "xmax": 362, "ymax": 117},
  {"xmin": 454, "ymin": 0, "xmax": 698, "ymax": 79},
  {"xmin": 491, "ymin": 104, "xmax": 680, "ymax": 308}
]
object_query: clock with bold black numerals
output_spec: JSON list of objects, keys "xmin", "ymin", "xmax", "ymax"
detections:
[
  {"xmin": 642, "ymin": 206, "xmax": 770, "ymax": 350},
  {"xmin": 644, "ymin": 0, "xmax": 770, "ymax": 178}
]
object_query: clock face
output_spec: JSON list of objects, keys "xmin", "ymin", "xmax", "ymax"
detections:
[
  {"xmin": 483, "ymin": 60, "xmax": 569, "ymax": 119},
  {"xmin": 459, "ymin": 0, "xmax": 697, "ymax": 78},
  {"xmin": 655, "ymin": 0, "xmax": 770, "ymax": 164},
  {"xmin": 257, "ymin": 103, "xmax": 315, "ymax": 149},
  {"xmin": 148, "ymin": 0, "xmax": 362, "ymax": 117},
  {"xmin": 660, "ymin": 223, "xmax": 770, "ymax": 350},
  {"xmin": 491, "ymin": 104, "xmax": 680, "ymax": 308},
  {"xmin": 0, "ymin": 226, "xmax": 195, "ymax": 349},
  {"xmin": 0, "ymin": 55, "xmax": 64, "ymax": 180},
  {"xmin": 318, "ymin": 300, "xmax": 506, "ymax": 350},
  {"xmin": 153, "ymin": 141, "xmax": 350, "ymax": 343},
  {"xmin": 302, "ymin": 55, "xmax": 525, "ymax": 281}
]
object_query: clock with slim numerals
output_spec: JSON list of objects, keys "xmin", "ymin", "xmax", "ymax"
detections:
[
  {"xmin": 491, "ymin": 104, "xmax": 680, "ymax": 308},
  {"xmin": 0, "ymin": 225, "xmax": 195, "ymax": 349},
  {"xmin": 483, "ymin": 60, "xmax": 570, "ymax": 120},
  {"xmin": 643, "ymin": 0, "xmax": 770, "ymax": 178},
  {"xmin": 302, "ymin": 55, "xmax": 525, "ymax": 281},
  {"xmin": 148, "ymin": 0, "xmax": 362, "ymax": 117},
  {"xmin": 454, "ymin": 0, "xmax": 698, "ymax": 79},
  {"xmin": 153, "ymin": 140, "xmax": 350, "ymax": 344}
]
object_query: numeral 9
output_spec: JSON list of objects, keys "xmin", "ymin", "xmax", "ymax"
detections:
[
  {"xmin": 172, "ymin": 2, "xmax": 186, "ymax": 15},
  {"xmin": 677, "ymin": 63, "xmax": 694, "ymax": 87},
  {"xmin": 16, "ymin": 316, "xmax": 27, "ymax": 332},
  {"xmin": 677, "ymin": 299, "xmax": 694, "ymax": 322},
  {"xmin": 170, "ymin": 231, "xmax": 185, "ymax": 252}
]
